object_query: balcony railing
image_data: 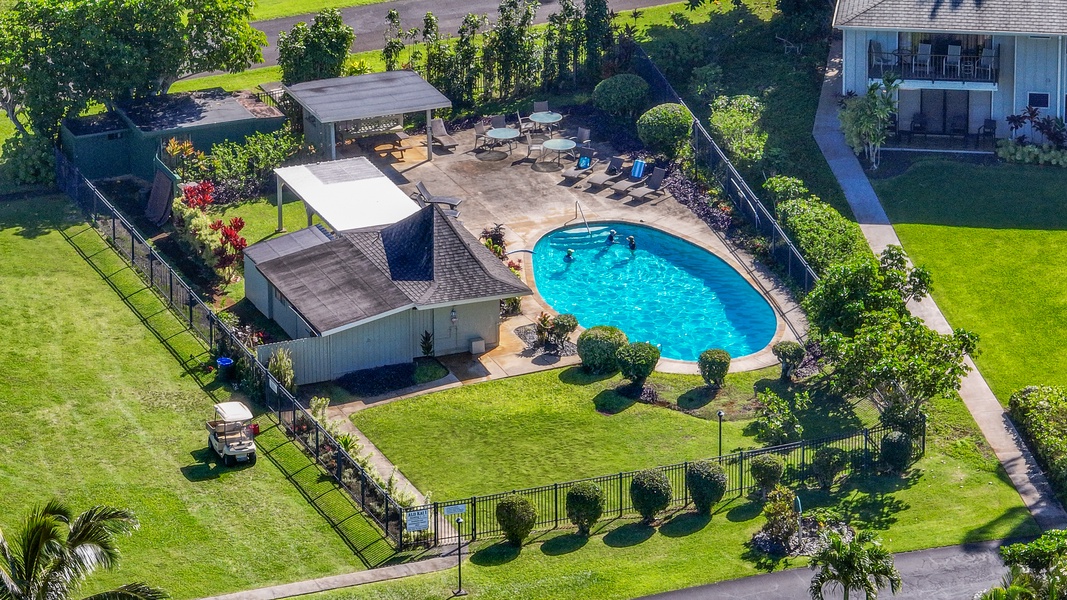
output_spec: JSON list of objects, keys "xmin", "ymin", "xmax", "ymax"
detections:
[{"xmin": 868, "ymin": 44, "xmax": 999, "ymax": 84}]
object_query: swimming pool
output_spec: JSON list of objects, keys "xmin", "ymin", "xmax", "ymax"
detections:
[{"xmin": 532, "ymin": 223, "xmax": 776, "ymax": 361}]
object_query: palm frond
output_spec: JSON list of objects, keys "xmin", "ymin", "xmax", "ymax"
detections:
[
  {"xmin": 63, "ymin": 507, "xmax": 138, "ymax": 578},
  {"xmin": 0, "ymin": 531, "xmax": 25, "ymax": 600},
  {"xmin": 15, "ymin": 506, "xmax": 67, "ymax": 597},
  {"xmin": 80, "ymin": 582, "xmax": 168, "ymax": 600}
]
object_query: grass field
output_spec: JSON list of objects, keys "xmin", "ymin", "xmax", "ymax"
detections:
[
  {"xmin": 0, "ymin": 196, "xmax": 394, "ymax": 599},
  {"xmin": 873, "ymin": 156, "xmax": 1067, "ymax": 401},
  {"xmin": 329, "ymin": 394, "xmax": 1034, "ymax": 600},
  {"xmin": 252, "ymin": 0, "xmax": 391, "ymax": 22}
]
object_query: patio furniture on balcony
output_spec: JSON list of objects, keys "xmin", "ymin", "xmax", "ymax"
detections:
[
  {"xmin": 872, "ymin": 44, "xmax": 999, "ymax": 84},
  {"xmin": 977, "ymin": 47, "xmax": 996, "ymax": 79},
  {"xmin": 914, "ymin": 43, "xmax": 932, "ymax": 75},
  {"xmin": 944, "ymin": 45, "xmax": 962, "ymax": 77},
  {"xmin": 869, "ymin": 40, "xmax": 895, "ymax": 69}
]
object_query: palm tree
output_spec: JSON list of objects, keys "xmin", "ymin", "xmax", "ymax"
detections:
[
  {"xmin": 809, "ymin": 530, "xmax": 903, "ymax": 600},
  {"xmin": 0, "ymin": 499, "xmax": 167, "ymax": 600}
]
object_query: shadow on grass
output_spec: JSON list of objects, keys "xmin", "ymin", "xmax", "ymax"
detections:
[
  {"xmin": 603, "ymin": 522, "xmax": 655, "ymax": 547},
  {"xmin": 659, "ymin": 512, "xmax": 711, "ymax": 537},
  {"xmin": 179, "ymin": 447, "xmax": 238, "ymax": 482},
  {"xmin": 726, "ymin": 498, "xmax": 763, "ymax": 523},
  {"xmin": 470, "ymin": 542, "xmax": 521, "ymax": 566},
  {"xmin": 593, "ymin": 389, "xmax": 635, "ymax": 414},
  {"xmin": 963, "ymin": 505, "xmax": 1040, "ymax": 544},
  {"xmin": 558, "ymin": 365, "xmax": 616, "ymax": 386},
  {"xmin": 540, "ymin": 533, "xmax": 589, "ymax": 556},
  {"xmin": 677, "ymin": 386, "xmax": 716, "ymax": 411}
]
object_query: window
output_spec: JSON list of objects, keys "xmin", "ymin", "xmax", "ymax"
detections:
[{"xmin": 1028, "ymin": 92, "xmax": 1050, "ymax": 109}]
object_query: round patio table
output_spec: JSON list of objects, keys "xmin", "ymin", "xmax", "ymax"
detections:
[
  {"xmin": 529, "ymin": 111, "xmax": 563, "ymax": 134},
  {"xmin": 485, "ymin": 127, "xmax": 520, "ymax": 158},
  {"xmin": 541, "ymin": 138, "xmax": 576, "ymax": 166}
]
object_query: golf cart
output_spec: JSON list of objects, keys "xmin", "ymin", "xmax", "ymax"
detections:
[{"xmin": 206, "ymin": 401, "xmax": 257, "ymax": 466}]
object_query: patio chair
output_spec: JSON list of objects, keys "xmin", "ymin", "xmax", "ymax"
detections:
[
  {"xmin": 523, "ymin": 134, "xmax": 545, "ymax": 161},
  {"xmin": 913, "ymin": 43, "xmax": 932, "ymax": 75},
  {"xmin": 775, "ymin": 35, "xmax": 802, "ymax": 55},
  {"xmin": 944, "ymin": 45, "xmax": 962, "ymax": 77},
  {"xmin": 568, "ymin": 127, "xmax": 591, "ymax": 148},
  {"xmin": 414, "ymin": 194, "xmax": 460, "ymax": 218},
  {"xmin": 949, "ymin": 114, "xmax": 967, "ymax": 139},
  {"xmin": 474, "ymin": 122, "xmax": 490, "ymax": 150},
  {"xmin": 977, "ymin": 47, "xmax": 996, "ymax": 80},
  {"xmin": 490, "ymin": 114, "xmax": 507, "ymax": 129},
  {"xmin": 610, "ymin": 160, "xmax": 650, "ymax": 193},
  {"xmin": 626, "ymin": 167, "xmax": 667, "ymax": 201},
  {"xmin": 515, "ymin": 111, "xmax": 536, "ymax": 134},
  {"xmin": 976, "ymin": 118, "xmax": 997, "ymax": 148},
  {"xmin": 585, "ymin": 157, "xmax": 627, "ymax": 188},
  {"xmin": 561, "ymin": 147, "xmax": 599, "ymax": 182},
  {"xmin": 533, "ymin": 101, "xmax": 550, "ymax": 113},
  {"xmin": 869, "ymin": 40, "xmax": 894, "ymax": 70},
  {"xmin": 429, "ymin": 118, "xmax": 458, "ymax": 151},
  {"xmin": 413, "ymin": 181, "xmax": 463, "ymax": 208}
]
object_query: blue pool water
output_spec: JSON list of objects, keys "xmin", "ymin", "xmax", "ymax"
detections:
[{"xmin": 532, "ymin": 223, "xmax": 776, "ymax": 361}]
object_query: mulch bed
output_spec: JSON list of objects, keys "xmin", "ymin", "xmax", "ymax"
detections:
[{"xmin": 514, "ymin": 324, "xmax": 578, "ymax": 357}]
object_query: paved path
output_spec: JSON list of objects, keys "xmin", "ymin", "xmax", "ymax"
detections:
[
  {"xmin": 251, "ymin": 0, "xmax": 667, "ymax": 67},
  {"xmin": 645, "ymin": 540, "xmax": 1011, "ymax": 599},
  {"xmin": 812, "ymin": 39, "xmax": 1067, "ymax": 531}
]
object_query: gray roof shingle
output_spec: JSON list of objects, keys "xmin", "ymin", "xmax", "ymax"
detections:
[
  {"xmin": 284, "ymin": 71, "xmax": 452, "ymax": 124},
  {"xmin": 833, "ymin": 0, "xmax": 1067, "ymax": 35},
  {"xmin": 251, "ymin": 205, "xmax": 531, "ymax": 334}
]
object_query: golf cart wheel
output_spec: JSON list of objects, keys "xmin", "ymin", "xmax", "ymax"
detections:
[
  {"xmin": 248, "ymin": 453, "xmax": 257, "ymax": 466},
  {"xmin": 224, "ymin": 454, "xmax": 236, "ymax": 467}
]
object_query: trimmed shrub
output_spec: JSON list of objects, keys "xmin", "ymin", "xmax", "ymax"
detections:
[
  {"xmin": 811, "ymin": 446, "xmax": 849, "ymax": 490},
  {"xmin": 771, "ymin": 341, "xmax": 806, "ymax": 381},
  {"xmin": 686, "ymin": 461, "xmax": 727, "ymax": 514},
  {"xmin": 593, "ymin": 74, "xmax": 649, "ymax": 117},
  {"xmin": 0, "ymin": 132, "xmax": 55, "ymax": 185},
  {"xmin": 1000, "ymin": 529, "xmax": 1067, "ymax": 573},
  {"xmin": 630, "ymin": 469, "xmax": 672, "ymax": 523},
  {"xmin": 753, "ymin": 389, "xmax": 807, "ymax": 445},
  {"xmin": 637, "ymin": 103, "xmax": 692, "ymax": 159},
  {"xmin": 759, "ymin": 485, "xmax": 798, "ymax": 551},
  {"xmin": 776, "ymin": 196, "xmax": 869, "ymax": 275},
  {"xmin": 762, "ymin": 175, "xmax": 809, "ymax": 206},
  {"xmin": 749, "ymin": 454, "xmax": 785, "ymax": 499},
  {"xmin": 698, "ymin": 349, "xmax": 730, "ymax": 387},
  {"xmin": 616, "ymin": 342, "xmax": 660, "ymax": 384},
  {"xmin": 577, "ymin": 325, "xmax": 629, "ymax": 374},
  {"xmin": 1009, "ymin": 386, "xmax": 1067, "ymax": 503},
  {"xmin": 550, "ymin": 313, "xmax": 579, "ymax": 346},
  {"xmin": 566, "ymin": 482, "xmax": 604, "ymax": 535},
  {"xmin": 495, "ymin": 495, "xmax": 537, "ymax": 546},
  {"xmin": 880, "ymin": 431, "xmax": 912, "ymax": 473}
]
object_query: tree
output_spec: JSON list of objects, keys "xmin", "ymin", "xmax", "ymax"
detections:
[
  {"xmin": 840, "ymin": 74, "xmax": 899, "ymax": 170},
  {"xmin": 161, "ymin": 0, "xmax": 266, "ymax": 92},
  {"xmin": 809, "ymin": 530, "xmax": 902, "ymax": 600},
  {"xmin": 582, "ymin": 0, "xmax": 611, "ymax": 78},
  {"xmin": 0, "ymin": 499, "xmax": 167, "ymax": 600},
  {"xmin": 278, "ymin": 9, "xmax": 355, "ymax": 85}
]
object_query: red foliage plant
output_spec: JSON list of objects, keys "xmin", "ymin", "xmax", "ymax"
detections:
[
  {"xmin": 211, "ymin": 216, "xmax": 248, "ymax": 271},
  {"xmin": 182, "ymin": 180, "xmax": 215, "ymax": 210}
]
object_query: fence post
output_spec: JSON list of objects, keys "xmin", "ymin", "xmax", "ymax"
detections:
[
  {"xmin": 433, "ymin": 502, "xmax": 439, "ymax": 547},
  {"xmin": 471, "ymin": 496, "xmax": 478, "ymax": 541},
  {"xmin": 800, "ymin": 441, "xmax": 806, "ymax": 480},
  {"xmin": 618, "ymin": 473, "xmax": 624, "ymax": 517},
  {"xmin": 683, "ymin": 462, "xmax": 689, "ymax": 507},
  {"xmin": 554, "ymin": 483, "xmax": 559, "ymax": 528},
  {"xmin": 738, "ymin": 450, "xmax": 745, "ymax": 495},
  {"xmin": 360, "ymin": 469, "xmax": 367, "ymax": 507},
  {"xmin": 863, "ymin": 428, "xmax": 871, "ymax": 469},
  {"xmin": 187, "ymin": 289, "xmax": 194, "ymax": 326}
]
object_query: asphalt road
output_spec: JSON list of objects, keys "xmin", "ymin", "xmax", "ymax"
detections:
[
  {"xmin": 642, "ymin": 540, "xmax": 1011, "ymax": 600},
  {"xmin": 251, "ymin": 0, "xmax": 667, "ymax": 65}
]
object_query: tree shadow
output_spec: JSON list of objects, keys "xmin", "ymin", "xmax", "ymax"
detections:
[
  {"xmin": 659, "ymin": 512, "xmax": 711, "ymax": 537},
  {"xmin": 470, "ymin": 541, "xmax": 521, "ymax": 566},
  {"xmin": 540, "ymin": 533, "xmax": 589, "ymax": 556},
  {"xmin": 593, "ymin": 389, "xmax": 635, "ymax": 415},
  {"xmin": 726, "ymin": 499, "xmax": 764, "ymax": 523},
  {"xmin": 963, "ymin": 505, "xmax": 1041, "ymax": 544},
  {"xmin": 677, "ymin": 386, "xmax": 716, "ymax": 410},
  {"xmin": 558, "ymin": 366, "xmax": 615, "ymax": 386},
  {"xmin": 603, "ymin": 523, "xmax": 655, "ymax": 547}
]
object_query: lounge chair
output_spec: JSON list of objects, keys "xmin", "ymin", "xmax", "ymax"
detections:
[
  {"xmin": 610, "ymin": 160, "xmax": 650, "ymax": 193},
  {"xmin": 626, "ymin": 167, "xmax": 667, "ymax": 200},
  {"xmin": 585, "ymin": 157, "xmax": 627, "ymax": 188},
  {"xmin": 429, "ymin": 118, "xmax": 458, "ymax": 151},
  {"xmin": 414, "ymin": 195, "xmax": 459, "ymax": 218},
  {"xmin": 413, "ymin": 181, "xmax": 463, "ymax": 208},
  {"xmin": 561, "ymin": 148, "xmax": 598, "ymax": 182}
]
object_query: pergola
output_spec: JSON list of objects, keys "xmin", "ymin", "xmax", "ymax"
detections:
[
  {"xmin": 273, "ymin": 156, "xmax": 419, "ymax": 233},
  {"xmin": 283, "ymin": 71, "xmax": 452, "ymax": 161}
]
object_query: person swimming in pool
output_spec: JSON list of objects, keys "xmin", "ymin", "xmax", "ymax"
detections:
[
  {"xmin": 607, "ymin": 229, "xmax": 617, "ymax": 244},
  {"xmin": 627, "ymin": 235, "xmax": 636, "ymax": 251},
  {"xmin": 565, "ymin": 248, "xmax": 575, "ymax": 261}
]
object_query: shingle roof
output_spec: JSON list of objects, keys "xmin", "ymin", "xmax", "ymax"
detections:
[
  {"xmin": 284, "ymin": 71, "xmax": 452, "ymax": 124},
  {"xmin": 244, "ymin": 226, "xmax": 332, "ymax": 265},
  {"xmin": 833, "ymin": 0, "xmax": 1067, "ymax": 35},
  {"xmin": 251, "ymin": 206, "xmax": 531, "ymax": 334}
]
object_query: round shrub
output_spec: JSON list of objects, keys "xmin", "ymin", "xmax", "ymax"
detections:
[
  {"xmin": 577, "ymin": 325, "xmax": 629, "ymax": 374},
  {"xmin": 811, "ymin": 446, "xmax": 848, "ymax": 490},
  {"xmin": 880, "ymin": 431, "xmax": 912, "ymax": 473},
  {"xmin": 566, "ymin": 481, "xmax": 604, "ymax": 535},
  {"xmin": 495, "ymin": 494, "xmax": 537, "ymax": 546},
  {"xmin": 616, "ymin": 342, "xmax": 661, "ymax": 384},
  {"xmin": 630, "ymin": 469, "xmax": 672, "ymax": 523},
  {"xmin": 686, "ymin": 460, "xmax": 727, "ymax": 514},
  {"xmin": 1, "ymin": 132, "xmax": 55, "ymax": 185},
  {"xmin": 698, "ymin": 349, "xmax": 731, "ymax": 387},
  {"xmin": 749, "ymin": 453, "xmax": 784, "ymax": 498},
  {"xmin": 550, "ymin": 313, "xmax": 579, "ymax": 346},
  {"xmin": 637, "ymin": 103, "xmax": 692, "ymax": 159},
  {"xmin": 593, "ymin": 74, "xmax": 649, "ymax": 117},
  {"xmin": 771, "ymin": 341, "xmax": 806, "ymax": 381}
]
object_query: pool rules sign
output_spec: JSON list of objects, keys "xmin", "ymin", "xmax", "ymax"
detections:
[{"xmin": 406, "ymin": 509, "xmax": 430, "ymax": 532}]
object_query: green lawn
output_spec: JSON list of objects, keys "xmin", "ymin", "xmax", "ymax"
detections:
[
  {"xmin": 872, "ymin": 157, "xmax": 1067, "ymax": 401},
  {"xmin": 252, "ymin": 0, "xmax": 391, "ymax": 22},
  {"xmin": 0, "ymin": 196, "xmax": 393, "ymax": 599},
  {"xmin": 324, "ymin": 395, "xmax": 1034, "ymax": 600}
]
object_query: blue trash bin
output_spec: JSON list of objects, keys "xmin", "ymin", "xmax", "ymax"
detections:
[{"xmin": 216, "ymin": 356, "xmax": 234, "ymax": 381}]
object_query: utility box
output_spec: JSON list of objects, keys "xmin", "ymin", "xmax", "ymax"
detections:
[{"xmin": 470, "ymin": 338, "xmax": 486, "ymax": 355}]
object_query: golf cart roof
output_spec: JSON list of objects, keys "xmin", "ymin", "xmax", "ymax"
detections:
[{"xmin": 214, "ymin": 402, "xmax": 253, "ymax": 422}]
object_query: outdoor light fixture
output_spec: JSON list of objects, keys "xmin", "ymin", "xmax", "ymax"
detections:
[
  {"xmin": 450, "ymin": 309, "xmax": 457, "ymax": 324},
  {"xmin": 717, "ymin": 410, "xmax": 725, "ymax": 458}
]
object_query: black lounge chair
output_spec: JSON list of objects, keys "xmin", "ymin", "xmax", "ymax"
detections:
[
  {"xmin": 585, "ymin": 157, "xmax": 627, "ymax": 188},
  {"xmin": 610, "ymin": 160, "xmax": 651, "ymax": 193},
  {"xmin": 561, "ymin": 148, "xmax": 598, "ymax": 183},
  {"xmin": 626, "ymin": 167, "xmax": 667, "ymax": 200},
  {"xmin": 430, "ymin": 118, "xmax": 458, "ymax": 151},
  {"xmin": 413, "ymin": 181, "xmax": 462, "ymax": 208}
]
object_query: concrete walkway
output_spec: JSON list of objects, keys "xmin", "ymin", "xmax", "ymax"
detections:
[
  {"xmin": 644, "ymin": 540, "xmax": 1012, "ymax": 600},
  {"xmin": 813, "ymin": 39, "xmax": 1067, "ymax": 531}
]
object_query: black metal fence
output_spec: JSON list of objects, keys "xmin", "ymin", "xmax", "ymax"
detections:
[
  {"xmin": 404, "ymin": 421, "xmax": 924, "ymax": 546},
  {"xmin": 54, "ymin": 148, "xmax": 406, "ymax": 549},
  {"xmin": 632, "ymin": 48, "xmax": 819, "ymax": 292}
]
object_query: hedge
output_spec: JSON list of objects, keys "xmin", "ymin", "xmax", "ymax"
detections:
[
  {"xmin": 1009, "ymin": 386, "xmax": 1067, "ymax": 503},
  {"xmin": 776, "ymin": 196, "xmax": 869, "ymax": 275}
]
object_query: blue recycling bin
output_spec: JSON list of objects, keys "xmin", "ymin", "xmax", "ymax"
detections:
[{"xmin": 216, "ymin": 356, "xmax": 234, "ymax": 381}]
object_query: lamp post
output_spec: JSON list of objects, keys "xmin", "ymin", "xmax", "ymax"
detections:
[
  {"xmin": 717, "ymin": 410, "xmax": 725, "ymax": 457},
  {"xmin": 454, "ymin": 517, "xmax": 467, "ymax": 597}
]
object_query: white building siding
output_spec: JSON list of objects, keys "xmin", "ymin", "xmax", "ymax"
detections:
[
  {"xmin": 244, "ymin": 257, "xmax": 270, "ymax": 321},
  {"xmin": 431, "ymin": 302, "xmax": 500, "ymax": 355},
  {"xmin": 841, "ymin": 29, "xmax": 868, "ymax": 95},
  {"xmin": 1014, "ymin": 35, "xmax": 1060, "ymax": 116}
]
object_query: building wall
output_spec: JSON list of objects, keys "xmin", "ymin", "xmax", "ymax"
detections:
[
  {"xmin": 60, "ymin": 127, "xmax": 131, "ymax": 180},
  {"xmin": 128, "ymin": 116, "xmax": 286, "ymax": 181},
  {"xmin": 430, "ymin": 302, "xmax": 501, "ymax": 356},
  {"xmin": 1013, "ymin": 35, "xmax": 1062, "ymax": 119},
  {"xmin": 244, "ymin": 256, "xmax": 271, "ymax": 323}
]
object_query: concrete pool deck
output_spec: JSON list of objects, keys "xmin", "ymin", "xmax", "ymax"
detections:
[{"xmin": 344, "ymin": 126, "xmax": 808, "ymax": 377}]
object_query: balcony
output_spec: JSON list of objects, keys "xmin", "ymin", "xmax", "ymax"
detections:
[{"xmin": 868, "ymin": 44, "xmax": 1000, "ymax": 85}]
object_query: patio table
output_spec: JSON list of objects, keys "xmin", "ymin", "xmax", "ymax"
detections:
[
  {"xmin": 541, "ymin": 138, "xmax": 576, "ymax": 168},
  {"xmin": 529, "ymin": 111, "xmax": 563, "ymax": 135},
  {"xmin": 486, "ymin": 127, "xmax": 520, "ymax": 153}
]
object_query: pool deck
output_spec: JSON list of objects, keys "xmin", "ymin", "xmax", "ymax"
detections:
[{"xmin": 346, "ymin": 126, "xmax": 808, "ymax": 377}]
